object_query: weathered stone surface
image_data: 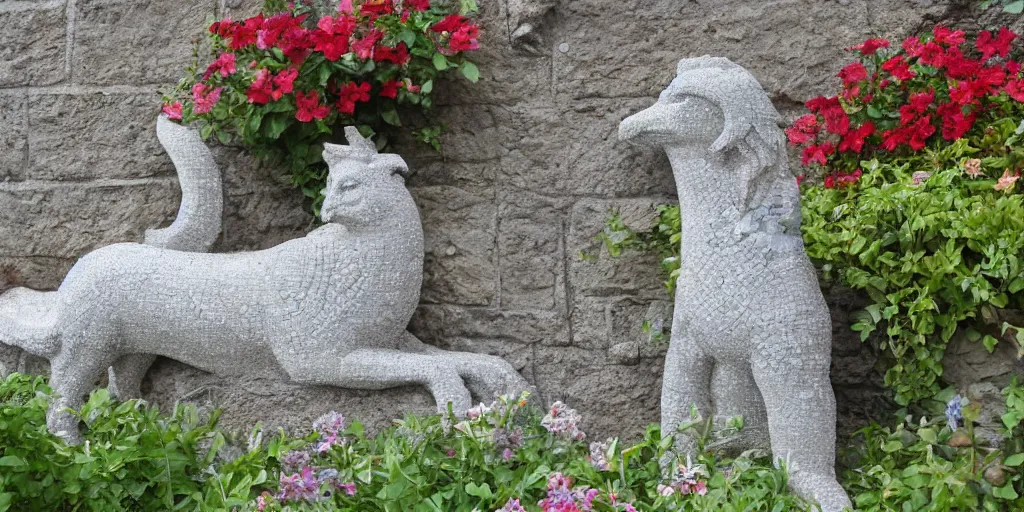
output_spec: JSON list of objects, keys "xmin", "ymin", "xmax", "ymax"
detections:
[
  {"xmin": 74, "ymin": 0, "xmax": 213, "ymax": 85},
  {"xmin": 0, "ymin": 4, "xmax": 67, "ymax": 87},
  {"xmin": 413, "ymin": 185, "xmax": 498, "ymax": 306},
  {"xmin": 27, "ymin": 93, "xmax": 174, "ymax": 181},
  {"xmin": 497, "ymin": 189, "xmax": 568, "ymax": 310},
  {"xmin": 0, "ymin": 179, "xmax": 179, "ymax": 258},
  {"xmin": 0, "ymin": 93, "xmax": 26, "ymax": 176}
]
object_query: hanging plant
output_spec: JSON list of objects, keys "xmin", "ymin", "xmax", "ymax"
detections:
[{"xmin": 161, "ymin": 0, "xmax": 482, "ymax": 217}]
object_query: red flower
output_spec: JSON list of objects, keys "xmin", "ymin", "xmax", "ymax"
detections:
[
  {"xmin": 162, "ymin": 101, "xmax": 183, "ymax": 121},
  {"xmin": 273, "ymin": 68, "xmax": 298, "ymax": 97},
  {"xmin": 295, "ymin": 90, "xmax": 331, "ymax": 122},
  {"xmin": 337, "ymin": 81, "xmax": 372, "ymax": 114},
  {"xmin": 881, "ymin": 128, "xmax": 907, "ymax": 151},
  {"xmin": 406, "ymin": 0, "xmax": 430, "ymax": 11},
  {"xmin": 940, "ymin": 47, "xmax": 982, "ymax": 80},
  {"xmin": 203, "ymin": 52, "xmax": 237, "ymax": 80},
  {"xmin": 933, "ymin": 26, "xmax": 966, "ymax": 46},
  {"xmin": 380, "ymin": 80, "xmax": 400, "ymax": 98},
  {"xmin": 312, "ymin": 16, "xmax": 354, "ymax": 61},
  {"xmin": 317, "ymin": 14, "xmax": 356, "ymax": 35},
  {"xmin": 824, "ymin": 175, "xmax": 836, "ymax": 189},
  {"xmin": 847, "ymin": 38, "xmax": 890, "ymax": 55},
  {"xmin": 882, "ymin": 56, "xmax": 915, "ymax": 81},
  {"xmin": 191, "ymin": 83, "xmax": 222, "ymax": 114},
  {"xmin": 1005, "ymin": 78, "xmax": 1024, "ymax": 102},
  {"xmin": 902, "ymin": 36, "xmax": 923, "ymax": 57},
  {"xmin": 806, "ymin": 95, "xmax": 848, "ymax": 134},
  {"xmin": 352, "ymin": 30, "xmax": 384, "ymax": 60},
  {"xmin": 227, "ymin": 15, "xmax": 263, "ymax": 49},
  {"xmin": 907, "ymin": 115, "xmax": 935, "ymax": 150},
  {"xmin": 977, "ymin": 28, "xmax": 1016, "ymax": 60},
  {"xmin": 918, "ymin": 41, "xmax": 945, "ymax": 67},
  {"xmin": 785, "ymin": 114, "xmax": 820, "ymax": 145},
  {"xmin": 899, "ymin": 89, "xmax": 934, "ymax": 125},
  {"xmin": 432, "ymin": 14, "xmax": 468, "ymax": 33},
  {"xmin": 359, "ymin": 0, "xmax": 394, "ymax": 17},
  {"xmin": 374, "ymin": 43, "xmax": 410, "ymax": 65},
  {"xmin": 1008, "ymin": 60, "xmax": 1021, "ymax": 76},
  {"xmin": 838, "ymin": 121, "xmax": 875, "ymax": 153},
  {"xmin": 801, "ymin": 142, "xmax": 834, "ymax": 166},
  {"xmin": 449, "ymin": 23, "xmax": 480, "ymax": 52},
  {"xmin": 838, "ymin": 62, "xmax": 869, "ymax": 86},
  {"xmin": 246, "ymin": 68, "xmax": 296, "ymax": 104},
  {"xmin": 937, "ymin": 103, "xmax": 975, "ymax": 141}
]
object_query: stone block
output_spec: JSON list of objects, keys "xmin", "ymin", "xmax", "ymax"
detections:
[
  {"xmin": 27, "ymin": 93, "xmax": 174, "ymax": 181},
  {"xmin": 74, "ymin": 0, "xmax": 213, "ymax": 85},
  {"xmin": 0, "ymin": 93, "xmax": 27, "ymax": 176},
  {"xmin": 0, "ymin": 179, "xmax": 179, "ymax": 258},
  {"xmin": 0, "ymin": 4, "xmax": 67, "ymax": 87},
  {"xmin": 497, "ymin": 189, "xmax": 569, "ymax": 310},
  {"xmin": 413, "ymin": 185, "xmax": 498, "ymax": 306},
  {"xmin": 410, "ymin": 304, "xmax": 569, "ymax": 348}
]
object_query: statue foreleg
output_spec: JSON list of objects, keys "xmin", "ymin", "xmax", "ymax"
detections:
[{"xmin": 661, "ymin": 328, "xmax": 713, "ymax": 463}]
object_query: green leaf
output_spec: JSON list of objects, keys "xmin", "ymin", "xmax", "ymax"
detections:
[
  {"xmin": 432, "ymin": 53, "xmax": 448, "ymax": 70},
  {"xmin": 398, "ymin": 30, "xmax": 417, "ymax": 48},
  {"xmin": 1004, "ymin": 453, "xmax": 1024, "ymax": 466},
  {"xmin": 993, "ymin": 483, "xmax": 1019, "ymax": 499},
  {"xmin": 983, "ymin": 335, "xmax": 998, "ymax": 354},
  {"xmin": 1005, "ymin": 0, "xmax": 1024, "ymax": 13},
  {"xmin": 460, "ymin": 61, "xmax": 480, "ymax": 83},
  {"xmin": 464, "ymin": 482, "xmax": 492, "ymax": 499},
  {"xmin": 420, "ymin": 79, "xmax": 434, "ymax": 94},
  {"xmin": 381, "ymin": 109, "xmax": 402, "ymax": 127},
  {"xmin": 0, "ymin": 455, "xmax": 26, "ymax": 467}
]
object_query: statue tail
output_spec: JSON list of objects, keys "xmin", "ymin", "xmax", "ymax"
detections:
[
  {"xmin": 0, "ymin": 288, "xmax": 60, "ymax": 359},
  {"xmin": 144, "ymin": 114, "xmax": 223, "ymax": 252}
]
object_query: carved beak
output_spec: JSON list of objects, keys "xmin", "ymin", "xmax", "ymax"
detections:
[{"xmin": 618, "ymin": 103, "xmax": 674, "ymax": 147}]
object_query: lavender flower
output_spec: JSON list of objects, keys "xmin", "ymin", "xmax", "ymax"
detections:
[
  {"xmin": 588, "ymin": 439, "xmax": 611, "ymax": 471},
  {"xmin": 276, "ymin": 466, "xmax": 321, "ymax": 503},
  {"xmin": 279, "ymin": 450, "xmax": 311, "ymax": 473},
  {"xmin": 541, "ymin": 401, "xmax": 586, "ymax": 441},
  {"xmin": 496, "ymin": 498, "xmax": 527, "ymax": 512},
  {"xmin": 946, "ymin": 394, "xmax": 963, "ymax": 431},
  {"xmin": 313, "ymin": 411, "xmax": 346, "ymax": 437}
]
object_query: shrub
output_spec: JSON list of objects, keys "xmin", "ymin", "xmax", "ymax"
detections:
[
  {"xmin": 841, "ymin": 380, "xmax": 1024, "ymax": 510},
  {"xmin": 161, "ymin": 0, "xmax": 482, "ymax": 217},
  {"xmin": 599, "ymin": 25, "xmax": 1024, "ymax": 406}
]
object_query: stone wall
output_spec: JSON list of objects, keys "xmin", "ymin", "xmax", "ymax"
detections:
[{"xmin": 0, "ymin": 0, "xmax": 1019, "ymax": 439}]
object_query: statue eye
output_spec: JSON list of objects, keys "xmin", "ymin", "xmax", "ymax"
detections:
[{"xmin": 337, "ymin": 181, "xmax": 358, "ymax": 191}]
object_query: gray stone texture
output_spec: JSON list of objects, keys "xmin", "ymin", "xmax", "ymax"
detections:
[{"xmin": 0, "ymin": 0, "xmax": 1020, "ymax": 444}]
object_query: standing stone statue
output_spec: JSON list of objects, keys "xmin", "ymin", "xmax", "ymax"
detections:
[
  {"xmin": 619, "ymin": 56, "xmax": 852, "ymax": 512},
  {"xmin": 0, "ymin": 116, "xmax": 530, "ymax": 444}
]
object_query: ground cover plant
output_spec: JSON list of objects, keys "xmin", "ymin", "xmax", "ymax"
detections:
[
  {"xmin": 161, "ymin": 0, "xmax": 482, "ymax": 217},
  {"xmin": 2, "ymin": 372, "xmax": 1023, "ymax": 511},
  {"xmin": 599, "ymin": 25, "xmax": 1024, "ymax": 406}
]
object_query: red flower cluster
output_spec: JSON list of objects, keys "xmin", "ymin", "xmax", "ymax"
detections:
[
  {"xmin": 431, "ymin": 14, "xmax": 480, "ymax": 52},
  {"xmin": 246, "ymin": 68, "xmax": 298, "ymax": 104},
  {"xmin": 789, "ymin": 25, "xmax": 1023, "ymax": 186}
]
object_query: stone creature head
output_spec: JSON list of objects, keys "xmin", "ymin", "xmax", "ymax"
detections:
[
  {"xmin": 619, "ymin": 56, "xmax": 794, "ymax": 205},
  {"xmin": 321, "ymin": 127, "xmax": 413, "ymax": 227}
]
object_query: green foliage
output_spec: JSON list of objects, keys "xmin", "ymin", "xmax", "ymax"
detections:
[
  {"xmin": 980, "ymin": 0, "xmax": 1024, "ymax": 14},
  {"xmin": 595, "ymin": 205, "xmax": 681, "ymax": 293},
  {"xmin": 0, "ymin": 375, "xmax": 816, "ymax": 511},
  {"xmin": 840, "ymin": 384, "xmax": 1024, "ymax": 511},
  {"xmin": 0, "ymin": 372, "xmax": 290, "ymax": 511}
]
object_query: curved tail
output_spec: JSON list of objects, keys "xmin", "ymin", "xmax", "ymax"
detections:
[
  {"xmin": 0, "ymin": 288, "xmax": 60, "ymax": 359},
  {"xmin": 144, "ymin": 114, "xmax": 223, "ymax": 252}
]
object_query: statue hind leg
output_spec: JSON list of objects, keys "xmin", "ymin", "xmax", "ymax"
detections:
[
  {"xmin": 750, "ymin": 329, "xmax": 851, "ymax": 512},
  {"xmin": 282, "ymin": 346, "xmax": 473, "ymax": 416},
  {"xmin": 108, "ymin": 354, "xmax": 157, "ymax": 400},
  {"xmin": 710, "ymin": 361, "xmax": 770, "ymax": 453},
  {"xmin": 661, "ymin": 325, "xmax": 714, "ymax": 461},
  {"xmin": 400, "ymin": 332, "xmax": 534, "ymax": 402}
]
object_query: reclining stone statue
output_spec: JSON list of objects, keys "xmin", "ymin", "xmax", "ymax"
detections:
[
  {"xmin": 0, "ymin": 116, "xmax": 530, "ymax": 444},
  {"xmin": 619, "ymin": 56, "xmax": 852, "ymax": 512}
]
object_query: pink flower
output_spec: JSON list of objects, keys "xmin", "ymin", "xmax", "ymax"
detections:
[
  {"xmin": 338, "ymin": 481, "xmax": 357, "ymax": 496},
  {"xmin": 352, "ymin": 30, "xmax": 383, "ymax": 60},
  {"xmin": 162, "ymin": 101, "xmax": 183, "ymax": 120},
  {"xmin": 273, "ymin": 68, "xmax": 298, "ymax": 97},
  {"xmin": 995, "ymin": 169, "xmax": 1020, "ymax": 192},
  {"xmin": 191, "ymin": 83, "xmax": 222, "ymax": 114},
  {"xmin": 204, "ymin": 52, "xmax": 237, "ymax": 79},
  {"xmin": 338, "ymin": 0, "xmax": 353, "ymax": 13}
]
